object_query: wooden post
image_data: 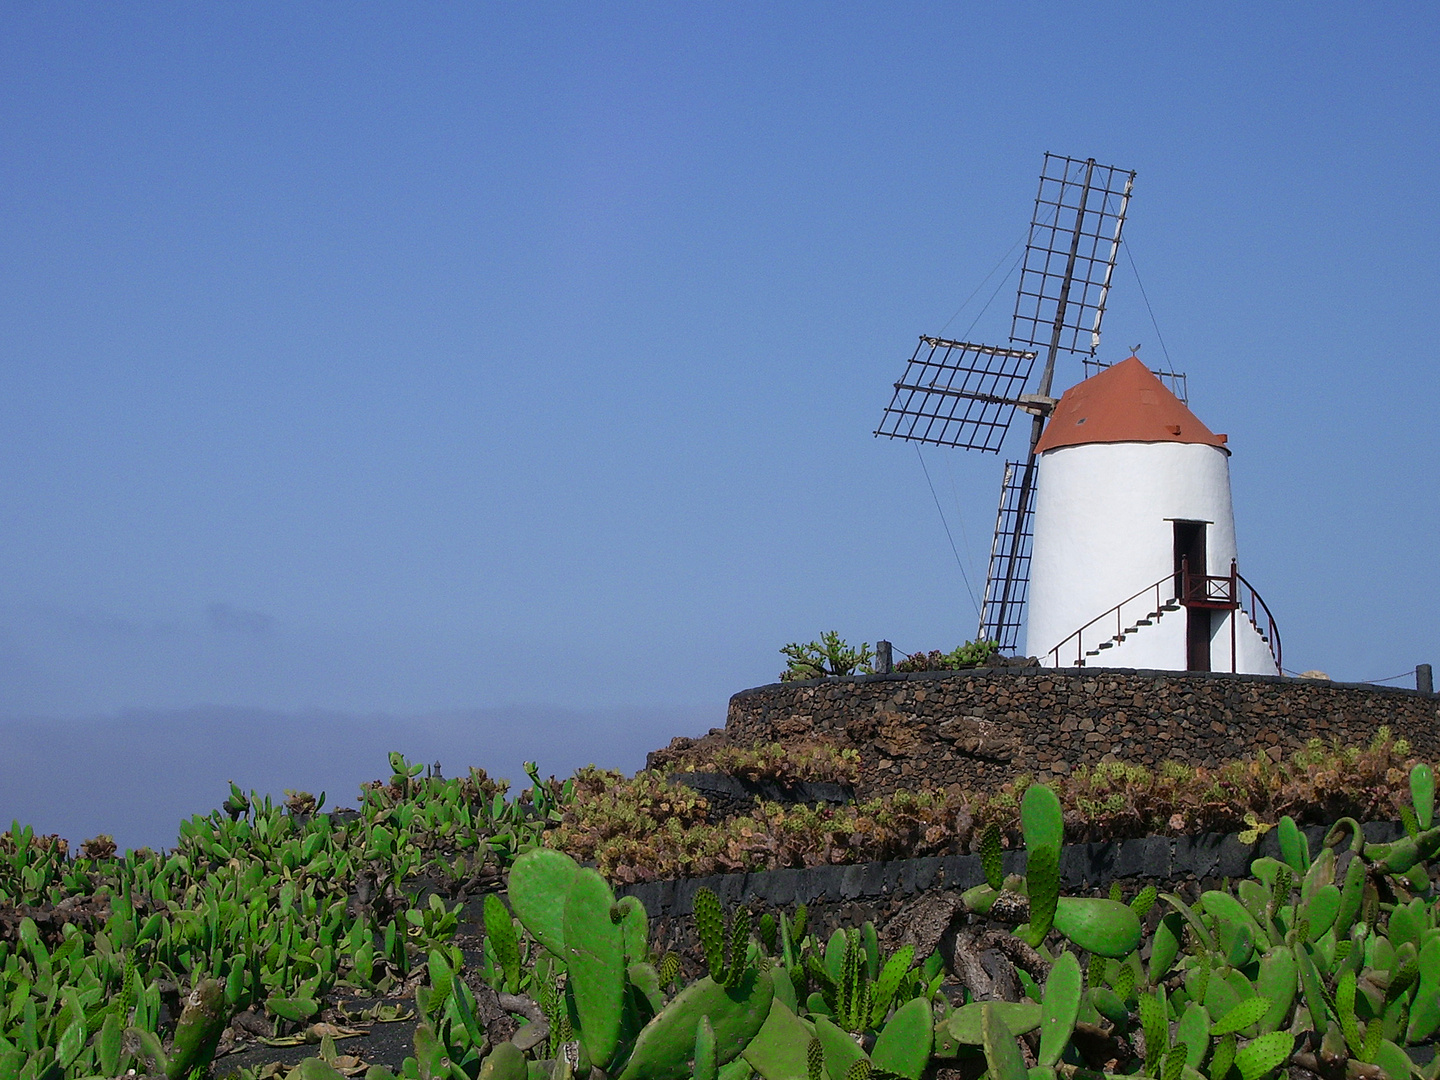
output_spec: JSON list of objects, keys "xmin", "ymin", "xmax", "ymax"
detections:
[
  {"xmin": 876, "ymin": 640, "xmax": 893, "ymax": 675},
  {"xmin": 1418, "ymin": 664, "xmax": 1433, "ymax": 695}
]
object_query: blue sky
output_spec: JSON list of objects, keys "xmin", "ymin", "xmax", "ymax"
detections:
[{"xmin": 2, "ymin": 4, "xmax": 1437, "ymax": 848}]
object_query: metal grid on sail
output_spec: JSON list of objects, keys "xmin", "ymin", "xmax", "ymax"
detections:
[
  {"xmin": 875, "ymin": 337, "xmax": 1036, "ymax": 453},
  {"xmin": 1011, "ymin": 154, "xmax": 1135, "ymax": 360},
  {"xmin": 978, "ymin": 459, "xmax": 1036, "ymax": 651}
]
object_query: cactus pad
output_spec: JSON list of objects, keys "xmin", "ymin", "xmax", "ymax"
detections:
[
  {"xmin": 1412, "ymin": 763, "xmax": 1435, "ymax": 831},
  {"xmin": 946, "ymin": 1001, "xmax": 1042, "ymax": 1044},
  {"xmin": 694, "ymin": 889, "xmax": 726, "ymax": 981},
  {"xmin": 814, "ymin": 1016, "xmax": 866, "ymax": 1080},
  {"xmin": 1021, "ymin": 783, "xmax": 1065, "ymax": 852},
  {"xmin": 981, "ymin": 824, "xmax": 1004, "ymax": 890},
  {"xmin": 1212, "ymin": 996, "xmax": 1271, "ymax": 1037},
  {"xmin": 1037, "ymin": 951, "xmax": 1081, "ymax": 1068},
  {"xmin": 870, "ymin": 998, "xmax": 932, "ymax": 1080},
  {"xmin": 623, "ymin": 971, "xmax": 774, "ymax": 1080},
  {"xmin": 1024, "ymin": 843, "xmax": 1060, "ymax": 946},
  {"xmin": 1233, "ymin": 1031, "xmax": 1294, "ymax": 1080},
  {"xmin": 509, "ymin": 848, "xmax": 581, "ymax": 958},
  {"xmin": 692, "ymin": 1017, "xmax": 717, "ymax": 1080},
  {"xmin": 1052, "ymin": 897, "xmax": 1142, "ymax": 958},
  {"xmin": 1277, "ymin": 817, "xmax": 1310, "ymax": 875},
  {"xmin": 981, "ymin": 1004, "xmax": 1029, "ymax": 1080}
]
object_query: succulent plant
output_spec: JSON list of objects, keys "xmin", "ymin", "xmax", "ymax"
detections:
[{"xmin": 7, "ymin": 753, "xmax": 1440, "ymax": 1080}]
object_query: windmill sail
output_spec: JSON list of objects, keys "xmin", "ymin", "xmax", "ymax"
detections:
[
  {"xmin": 1011, "ymin": 155, "xmax": 1136, "ymax": 367},
  {"xmin": 978, "ymin": 155, "xmax": 1135, "ymax": 649},
  {"xmin": 978, "ymin": 460, "xmax": 1036, "ymax": 651},
  {"xmin": 875, "ymin": 338, "xmax": 1036, "ymax": 452},
  {"xmin": 875, "ymin": 154, "xmax": 1135, "ymax": 654}
]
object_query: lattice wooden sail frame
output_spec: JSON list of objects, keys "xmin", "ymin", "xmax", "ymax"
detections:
[
  {"xmin": 978, "ymin": 459, "xmax": 1036, "ymax": 651},
  {"xmin": 875, "ymin": 154, "xmax": 1136, "ymax": 653},
  {"xmin": 1011, "ymin": 154, "xmax": 1135, "ymax": 362},
  {"xmin": 875, "ymin": 337, "xmax": 1036, "ymax": 453}
]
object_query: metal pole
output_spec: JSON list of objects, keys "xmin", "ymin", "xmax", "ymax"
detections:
[{"xmin": 1035, "ymin": 157, "xmax": 1097, "ymax": 403}]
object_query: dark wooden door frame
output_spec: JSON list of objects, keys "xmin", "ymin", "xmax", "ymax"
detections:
[{"xmin": 1171, "ymin": 520, "xmax": 1211, "ymax": 672}]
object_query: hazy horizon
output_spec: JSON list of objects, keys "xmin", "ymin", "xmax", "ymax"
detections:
[{"xmin": 0, "ymin": 702, "xmax": 718, "ymax": 852}]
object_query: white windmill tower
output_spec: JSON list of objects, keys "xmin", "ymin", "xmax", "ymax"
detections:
[
  {"xmin": 1026, "ymin": 357, "xmax": 1279, "ymax": 674},
  {"xmin": 875, "ymin": 154, "xmax": 1281, "ymax": 674}
]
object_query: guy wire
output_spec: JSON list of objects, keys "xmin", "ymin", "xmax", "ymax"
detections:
[
  {"xmin": 1124, "ymin": 240, "xmax": 1175, "ymax": 371},
  {"xmin": 916, "ymin": 444, "xmax": 981, "ymax": 618}
]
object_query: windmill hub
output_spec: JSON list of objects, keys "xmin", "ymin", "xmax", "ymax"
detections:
[{"xmin": 1015, "ymin": 394, "xmax": 1058, "ymax": 416}]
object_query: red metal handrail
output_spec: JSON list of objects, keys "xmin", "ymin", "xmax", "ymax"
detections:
[
  {"xmin": 1235, "ymin": 567, "xmax": 1282, "ymax": 672},
  {"xmin": 1044, "ymin": 572, "xmax": 1176, "ymax": 668},
  {"xmin": 1179, "ymin": 557, "xmax": 1237, "ymax": 607},
  {"xmin": 1045, "ymin": 558, "xmax": 1283, "ymax": 672}
]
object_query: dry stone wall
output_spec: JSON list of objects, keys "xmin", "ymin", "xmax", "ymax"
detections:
[
  {"xmin": 726, "ymin": 667, "xmax": 1440, "ymax": 797},
  {"xmin": 618, "ymin": 820, "xmax": 1403, "ymax": 962}
]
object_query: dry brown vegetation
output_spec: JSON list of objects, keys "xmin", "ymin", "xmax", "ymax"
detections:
[{"xmin": 549, "ymin": 727, "xmax": 1423, "ymax": 881}]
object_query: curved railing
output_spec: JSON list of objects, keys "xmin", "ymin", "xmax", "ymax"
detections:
[
  {"xmin": 1235, "ymin": 569, "xmax": 1282, "ymax": 672},
  {"xmin": 1044, "ymin": 560, "xmax": 1282, "ymax": 672}
]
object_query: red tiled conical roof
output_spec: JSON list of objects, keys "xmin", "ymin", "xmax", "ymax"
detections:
[{"xmin": 1034, "ymin": 356, "xmax": 1228, "ymax": 454}]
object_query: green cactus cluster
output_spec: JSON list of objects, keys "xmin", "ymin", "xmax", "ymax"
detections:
[
  {"xmin": 5, "ymin": 755, "xmax": 1440, "ymax": 1080},
  {"xmin": 933, "ymin": 762, "xmax": 1440, "ymax": 1080},
  {"xmin": 308, "ymin": 762, "xmax": 1440, "ymax": 1080},
  {"xmin": 0, "ymin": 753, "xmax": 570, "ymax": 1080}
]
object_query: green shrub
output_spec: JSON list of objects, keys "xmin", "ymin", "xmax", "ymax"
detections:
[
  {"xmin": 779, "ymin": 631, "xmax": 874, "ymax": 681},
  {"xmin": 894, "ymin": 638, "xmax": 999, "ymax": 672}
]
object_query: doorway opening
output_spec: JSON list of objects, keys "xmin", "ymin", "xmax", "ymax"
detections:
[
  {"xmin": 1173, "ymin": 521, "xmax": 1210, "ymax": 672},
  {"xmin": 1173, "ymin": 520, "xmax": 1206, "ymax": 600}
]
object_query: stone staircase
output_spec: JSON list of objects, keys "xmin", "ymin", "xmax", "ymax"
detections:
[{"xmin": 1083, "ymin": 597, "xmax": 1182, "ymax": 660}]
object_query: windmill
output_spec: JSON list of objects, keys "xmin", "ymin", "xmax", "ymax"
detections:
[{"xmin": 875, "ymin": 154, "xmax": 1143, "ymax": 652}]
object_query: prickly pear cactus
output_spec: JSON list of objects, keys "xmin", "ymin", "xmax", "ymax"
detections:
[
  {"xmin": 1277, "ymin": 816, "xmax": 1310, "ymax": 874},
  {"xmin": 1020, "ymin": 782, "xmax": 1064, "ymax": 852},
  {"xmin": 1412, "ymin": 762, "xmax": 1436, "ymax": 830},
  {"xmin": 694, "ymin": 888, "xmax": 726, "ymax": 981},
  {"xmin": 561, "ymin": 866, "xmax": 626, "ymax": 1069},
  {"xmin": 980, "ymin": 823, "xmax": 1004, "ymax": 890},
  {"xmin": 1022, "ymin": 843, "xmax": 1060, "ymax": 946},
  {"xmin": 1037, "ymin": 951, "xmax": 1081, "ymax": 1068}
]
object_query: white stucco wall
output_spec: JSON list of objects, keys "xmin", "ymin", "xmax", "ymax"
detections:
[{"xmin": 1026, "ymin": 440, "xmax": 1278, "ymax": 675}]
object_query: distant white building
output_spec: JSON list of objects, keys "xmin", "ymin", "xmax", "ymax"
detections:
[{"xmin": 1026, "ymin": 357, "xmax": 1279, "ymax": 674}]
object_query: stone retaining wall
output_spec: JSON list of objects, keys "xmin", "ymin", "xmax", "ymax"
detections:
[
  {"xmin": 726, "ymin": 667, "xmax": 1440, "ymax": 797},
  {"xmin": 617, "ymin": 821, "xmax": 1403, "ymax": 962}
]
